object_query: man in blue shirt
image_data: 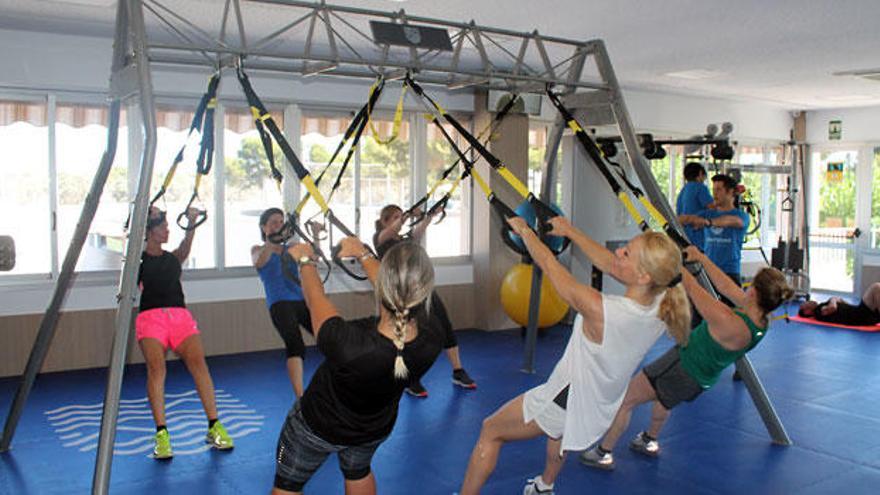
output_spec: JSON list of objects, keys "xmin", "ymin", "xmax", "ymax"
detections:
[
  {"xmin": 680, "ymin": 174, "xmax": 750, "ymax": 287},
  {"xmin": 676, "ymin": 162, "xmax": 714, "ymax": 249}
]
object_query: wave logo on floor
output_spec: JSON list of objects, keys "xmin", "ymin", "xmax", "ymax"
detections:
[{"xmin": 45, "ymin": 389, "xmax": 264, "ymax": 457}]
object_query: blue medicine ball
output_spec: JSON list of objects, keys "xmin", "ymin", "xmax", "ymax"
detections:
[{"xmin": 508, "ymin": 200, "xmax": 565, "ymax": 252}]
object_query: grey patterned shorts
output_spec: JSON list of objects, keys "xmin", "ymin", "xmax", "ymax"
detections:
[{"xmin": 273, "ymin": 401, "xmax": 387, "ymax": 492}]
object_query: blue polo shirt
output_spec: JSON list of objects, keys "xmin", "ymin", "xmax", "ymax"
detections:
[
  {"xmin": 676, "ymin": 181, "xmax": 713, "ymax": 249},
  {"xmin": 698, "ymin": 208, "xmax": 750, "ymax": 275}
]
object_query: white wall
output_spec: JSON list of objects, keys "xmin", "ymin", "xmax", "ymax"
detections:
[
  {"xmin": 535, "ymin": 87, "xmax": 793, "ymax": 142},
  {"xmin": 806, "ymin": 105, "xmax": 880, "ymax": 144}
]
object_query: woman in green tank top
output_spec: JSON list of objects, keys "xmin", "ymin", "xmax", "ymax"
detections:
[{"xmin": 580, "ymin": 245, "xmax": 794, "ymax": 471}]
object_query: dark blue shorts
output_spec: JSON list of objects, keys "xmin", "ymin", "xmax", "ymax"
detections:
[{"xmin": 274, "ymin": 402, "xmax": 387, "ymax": 492}]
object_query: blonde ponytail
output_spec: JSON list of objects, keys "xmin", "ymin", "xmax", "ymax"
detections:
[
  {"xmin": 392, "ymin": 308, "xmax": 410, "ymax": 379},
  {"xmin": 638, "ymin": 232, "xmax": 691, "ymax": 345},
  {"xmin": 375, "ymin": 241, "xmax": 435, "ymax": 380},
  {"xmin": 659, "ymin": 284, "xmax": 691, "ymax": 346}
]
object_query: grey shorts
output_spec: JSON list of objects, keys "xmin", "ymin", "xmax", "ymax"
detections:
[
  {"xmin": 274, "ymin": 402, "xmax": 387, "ymax": 492},
  {"xmin": 643, "ymin": 346, "xmax": 704, "ymax": 410}
]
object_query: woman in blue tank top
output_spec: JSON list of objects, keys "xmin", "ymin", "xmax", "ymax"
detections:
[{"xmin": 252, "ymin": 208, "xmax": 314, "ymax": 398}]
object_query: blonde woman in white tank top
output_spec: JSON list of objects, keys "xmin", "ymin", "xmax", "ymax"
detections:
[{"xmin": 459, "ymin": 216, "xmax": 689, "ymax": 495}]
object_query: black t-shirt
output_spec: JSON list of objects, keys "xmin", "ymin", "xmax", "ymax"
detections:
[
  {"xmin": 372, "ymin": 232, "xmax": 403, "ymax": 260},
  {"xmin": 300, "ymin": 314, "xmax": 444, "ymax": 445},
  {"xmin": 138, "ymin": 251, "xmax": 186, "ymax": 312}
]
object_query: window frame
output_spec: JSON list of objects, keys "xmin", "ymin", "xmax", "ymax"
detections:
[{"xmin": 0, "ymin": 89, "xmax": 474, "ymax": 292}]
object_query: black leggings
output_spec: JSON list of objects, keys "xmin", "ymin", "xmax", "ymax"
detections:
[
  {"xmin": 269, "ymin": 300, "xmax": 314, "ymax": 358},
  {"xmin": 809, "ymin": 300, "xmax": 880, "ymax": 326},
  {"xmin": 430, "ymin": 291, "xmax": 458, "ymax": 349}
]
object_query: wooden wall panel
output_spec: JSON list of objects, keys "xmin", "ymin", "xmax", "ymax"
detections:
[{"xmin": 0, "ymin": 284, "xmax": 475, "ymax": 377}]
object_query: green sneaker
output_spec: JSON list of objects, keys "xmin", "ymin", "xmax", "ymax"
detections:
[
  {"xmin": 206, "ymin": 421, "xmax": 234, "ymax": 450},
  {"xmin": 153, "ymin": 429, "xmax": 173, "ymax": 460}
]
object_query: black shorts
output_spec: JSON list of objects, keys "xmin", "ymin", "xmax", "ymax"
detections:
[
  {"xmin": 274, "ymin": 402, "xmax": 386, "ymax": 492},
  {"xmin": 269, "ymin": 300, "xmax": 314, "ymax": 358},
  {"xmin": 643, "ymin": 347, "xmax": 704, "ymax": 410}
]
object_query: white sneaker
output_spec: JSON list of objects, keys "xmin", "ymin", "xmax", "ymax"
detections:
[
  {"xmin": 629, "ymin": 431, "xmax": 660, "ymax": 457},
  {"xmin": 579, "ymin": 446, "xmax": 615, "ymax": 471},
  {"xmin": 523, "ymin": 477, "xmax": 555, "ymax": 495}
]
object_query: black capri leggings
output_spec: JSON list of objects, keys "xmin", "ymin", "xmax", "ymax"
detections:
[
  {"xmin": 269, "ymin": 300, "xmax": 314, "ymax": 358},
  {"xmin": 430, "ymin": 291, "xmax": 458, "ymax": 349}
]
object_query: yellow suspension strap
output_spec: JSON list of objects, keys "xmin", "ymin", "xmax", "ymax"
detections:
[
  {"xmin": 295, "ymin": 76, "xmax": 385, "ymax": 218},
  {"xmin": 236, "ymin": 67, "xmax": 371, "ymax": 282},
  {"xmin": 368, "ymin": 83, "xmax": 407, "ymax": 145},
  {"xmin": 404, "ymin": 75, "xmax": 568, "ymax": 255},
  {"xmin": 405, "ymin": 91, "xmax": 520, "ymax": 225},
  {"xmin": 545, "ymin": 87, "xmax": 691, "ymax": 249},
  {"xmin": 149, "ymin": 72, "xmax": 221, "ymax": 231},
  {"xmin": 421, "ymin": 105, "xmax": 565, "ymax": 256}
]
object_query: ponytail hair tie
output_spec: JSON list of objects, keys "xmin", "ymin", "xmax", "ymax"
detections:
[{"xmin": 667, "ymin": 273, "xmax": 683, "ymax": 288}]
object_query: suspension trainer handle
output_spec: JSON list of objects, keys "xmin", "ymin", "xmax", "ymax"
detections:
[
  {"xmin": 277, "ymin": 213, "xmax": 332, "ymax": 285},
  {"xmin": 325, "ymin": 210, "xmax": 374, "ymax": 282},
  {"xmin": 527, "ymin": 194, "xmax": 571, "ymax": 255},
  {"xmin": 280, "ymin": 244, "xmax": 332, "ymax": 286},
  {"xmin": 176, "ymin": 205, "xmax": 208, "ymax": 231}
]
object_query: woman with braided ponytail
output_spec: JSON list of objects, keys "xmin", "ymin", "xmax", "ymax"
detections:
[
  {"xmin": 374, "ymin": 204, "xmax": 477, "ymax": 396},
  {"xmin": 460, "ymin": 216, "xmax": 689, "ymax": 495},
  {"xmin": 271, "ymin": 237, "xmax": 445, "ymax": 495}
]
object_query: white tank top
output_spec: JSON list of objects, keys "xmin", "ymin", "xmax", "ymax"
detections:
[{"xmin": 523, "ymin": 293, "xmax": 667, "ymax": 453}]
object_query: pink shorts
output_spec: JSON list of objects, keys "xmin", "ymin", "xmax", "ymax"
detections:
[{"xmin": 135, "ymin": 307, "xmax": 200, "ymax": 351}]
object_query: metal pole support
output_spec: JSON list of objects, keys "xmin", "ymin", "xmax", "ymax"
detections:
[
  {"xmin": 0, "ymin": 0, "xmax": 129, "ymax": 454},
  {"xmin": 521, "ymin": 47, "xmax": 588, "ymax": 373},
  {"xmin": 92, "ymin": 0, "xmax": 162, "ymax": 492},
  {"xmin": 591, "ymin": 40, "xmax": 791, "ymax": 446}
]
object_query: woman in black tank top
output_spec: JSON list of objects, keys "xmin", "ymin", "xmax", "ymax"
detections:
[
  {"xmin": 136, "ymin": 207, "xmax": 233, "ymax": 460},
  {"xmin": 373, "ymin": 204, "xmax": 477, "ymax": 397},
  {"xmin": 798, "ymin": 282, "xmax": 880, "ymax": 326}
]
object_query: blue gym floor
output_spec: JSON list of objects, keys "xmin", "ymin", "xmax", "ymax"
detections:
[{"xmin": 2, "ymin": 301, "xmax": 879, "ymax": 494}]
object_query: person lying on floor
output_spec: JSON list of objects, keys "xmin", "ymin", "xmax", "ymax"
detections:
[{"xmin": 798, "ymin": 282, "xmax": 880, "ymax": 326}]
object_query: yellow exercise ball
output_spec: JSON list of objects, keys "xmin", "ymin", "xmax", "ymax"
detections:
[{"xmin": 500, "ymin": 263, "xmax": 570, "ymax": 328}]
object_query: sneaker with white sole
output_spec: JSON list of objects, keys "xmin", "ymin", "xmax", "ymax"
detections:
[
  {"xmin": 452, "ymin": 368, "xmax": 477, "ymax": 389},
  {"xmin": 206, "ymin": 421, "xmax": 234, "ymax": 450},
  {"xmin": 629, "ymin": 431, "xmax": 660, "ymax": 457},
  {"xmin": 153, "ymin": 428, "xmax": 173, "ymax": 460},
  {"xmin": 405, "ymin": 380, "xmax": 429, "ymax": 398},
  {"xmin": 579, "ymin": 446, "xmax": 615, "ymax": 471},
  {"xmin": 522, "ymin": 477, "xmax": 554, "ymax": 495}
]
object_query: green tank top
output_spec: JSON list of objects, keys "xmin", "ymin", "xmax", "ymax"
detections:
[{"xmin": 679, "ymin": 311, "xmax": 767, "ymax": 388}]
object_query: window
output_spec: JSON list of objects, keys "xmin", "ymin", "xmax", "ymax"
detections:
[
  {"xmin": 55, "ymin": 103, "xmax": 129, "ymax": 272},
  {"xmin": 872, "ymin": 148, "xmax": 880, "ymax": 250},
  {"xmin": 649, "ymin": 151, "xmax": 672, "ymax": 204},
  {"xmin": 425, "ymin": 120, "xmax": 471, "ymax": 257},
  {"xmin": 527, "ymin": 122, "xmax": 564, "ymax": 205},
  {"xmin": 300, "ymin": 113, "xmax": 355, "ymax": 254},
  {"xmin": 0, "ymin": 99, "xmax": 50, "ymax": 276},
  {"xmin": 148, "ymin": 105, "xmax": 216, "ymax": 269},
  {"xmin": 223, "ymin": 106, "xmax": 281, "ymax": 267},
  {"xmin": 359, "ymin": 118, "xmax": 411, "ymax": 243}
]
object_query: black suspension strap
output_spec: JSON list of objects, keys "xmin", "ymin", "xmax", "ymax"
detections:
[
  {"xmin": 404, "ymin": 90, "xmax": 520, "ymax": 227},
  {"xmin": 237, "ymin": 67, "xmax": 372, "ymax": 282},
  {"xmin": 545, "ymin": 86, "xmax": 691, "ymax": 249},
  {"xmin": 150, "ymin": 73, "xmax": 221, "ymax": 231},
  {"xmin": 405, "ymin": 75, "xmax": 568, "ymax": 256},
  {"xmin": 295, "ymin": 76, "xmax": 385, "ymax": 220}
]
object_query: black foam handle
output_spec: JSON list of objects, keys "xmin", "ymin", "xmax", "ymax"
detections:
[{"xmin": 177, "ymin": 209, "xmax": 207, "ymax": 231}]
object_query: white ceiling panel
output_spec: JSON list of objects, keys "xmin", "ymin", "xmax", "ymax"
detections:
[{"xmin": 1, "ymin": 0, "xmax": 878, "ymax": 109}]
